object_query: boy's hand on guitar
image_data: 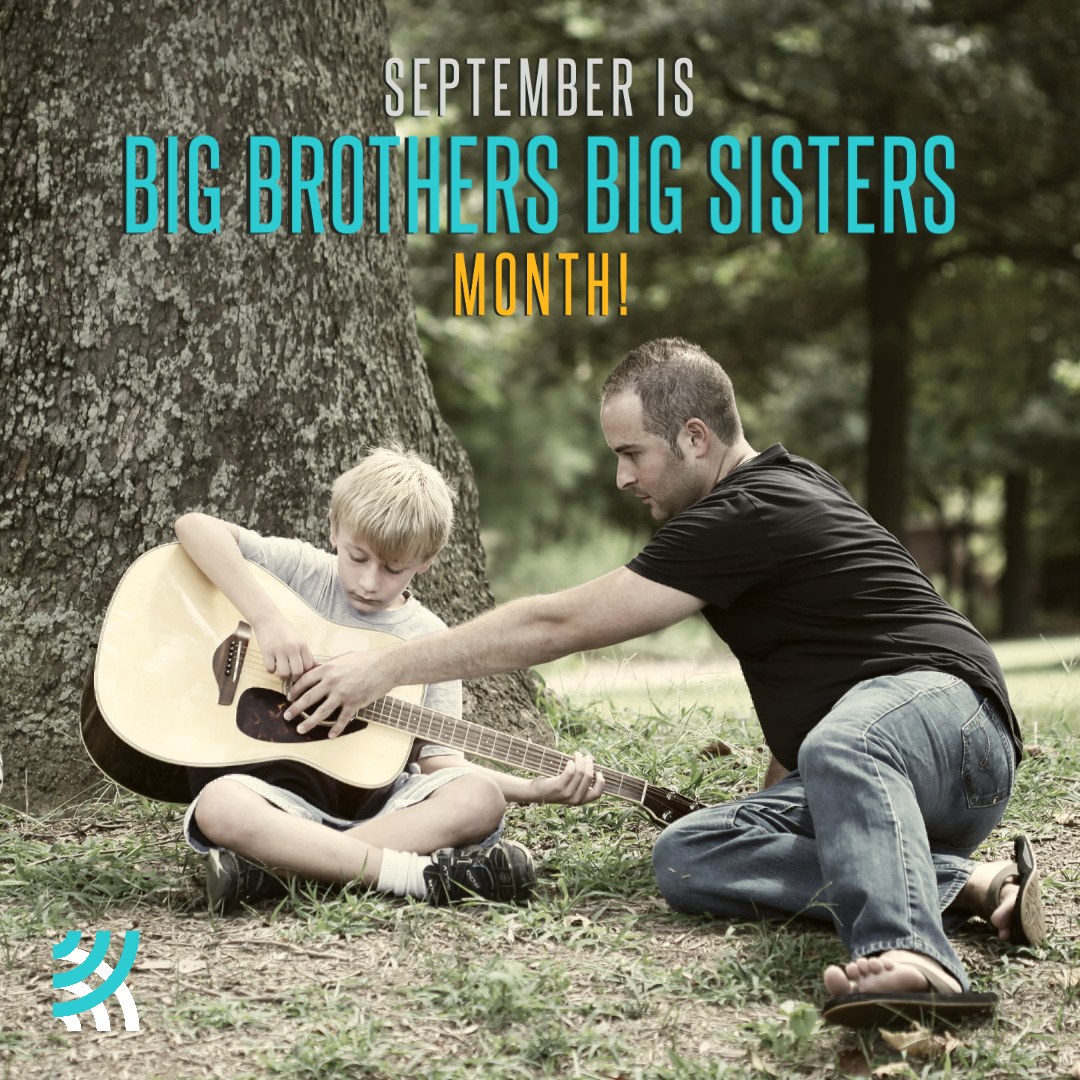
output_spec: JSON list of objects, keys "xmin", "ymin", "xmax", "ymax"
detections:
[
  {"xmin": 253, "ymin": 613, "xmax": 316, "ymax": 680},
  {"xmin": 528, "ymin": 752, "xmax": 606, "ymax": 806}
]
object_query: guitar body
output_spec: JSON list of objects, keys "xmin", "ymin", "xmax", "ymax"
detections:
[
  {"xmin": 85, "ymin": 544, "xmax": 706, "ymax": 824},
  {"xmin": 85, "ymin": 544, "xmax": 422, "ymax": 802}
]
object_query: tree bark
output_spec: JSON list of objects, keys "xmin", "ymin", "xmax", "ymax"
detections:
[{"xmin": 0, "ymin": 0, "xmax": 545, "ymax": 809}]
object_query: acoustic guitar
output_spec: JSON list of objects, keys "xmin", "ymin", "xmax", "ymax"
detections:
[{"xmin": 82, "ymin": 544, "xmax": 705, "ymax": 825}]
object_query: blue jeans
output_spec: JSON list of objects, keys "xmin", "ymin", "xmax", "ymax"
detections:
[{"xmin": 652, "ymin": 671, "xmax": 1016, "ymax": 990}]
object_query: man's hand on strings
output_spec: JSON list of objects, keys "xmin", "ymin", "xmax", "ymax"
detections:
[{"xmin": 285, "ymin": 651, "xmax": 395, "ymax": 737}]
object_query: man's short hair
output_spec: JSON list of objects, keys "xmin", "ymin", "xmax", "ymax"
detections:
[
  {"xmin": 602, "ymin": 337, "xmax": 743, "ymax": 453},
  {"xmin": 329, "ymin": 446, "xmax": 457, "ymax": 565}
]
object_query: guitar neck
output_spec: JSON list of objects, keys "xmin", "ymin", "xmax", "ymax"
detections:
[{"xmin": 360, "ymin": 696, "xmax": 650, "ymax": 805}]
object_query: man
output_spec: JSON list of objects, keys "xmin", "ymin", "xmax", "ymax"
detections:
[{"xmin": 284, "ymin": 338, "xmax": 1044, "ymax": 1026}]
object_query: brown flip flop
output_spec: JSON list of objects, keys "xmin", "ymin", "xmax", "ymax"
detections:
[
  {"xmin": 983, "ymin": 835, "xmax": 1046, "ymax": 947},
  {"xmin": 1011, "ymin": 835, "xmax": 1047, "ymax": 947},
  {"xmin": 821, "ymin": 962, "xmax": 998, "ymax": 1028}
]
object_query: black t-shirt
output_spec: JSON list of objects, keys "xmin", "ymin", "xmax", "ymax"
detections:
[{"xmin": 627, "ymin": 444, "xmax": 1021, "ymax": 770}]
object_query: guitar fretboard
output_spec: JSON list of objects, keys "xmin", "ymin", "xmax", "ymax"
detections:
[{"xmin": 361, "ymin": 695, "xmax": 649, "ymax": 804}]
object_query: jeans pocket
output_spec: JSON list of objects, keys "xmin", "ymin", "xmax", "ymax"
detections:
[{"xmin": 961, "ymin": 701, "xmax": 1013, "ymax": 809}]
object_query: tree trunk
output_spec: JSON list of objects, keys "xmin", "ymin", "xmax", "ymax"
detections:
[
  {"xmin": 1000, "ymin": 468, "xmax": 1036, "ymax": 637},
  {"xmin": 865, "ymin": 230, "xmax": 913, "ymax": 543},
  {"xmin": 0, "ymin": 0, "xmax": 544, "ymax": 810}
]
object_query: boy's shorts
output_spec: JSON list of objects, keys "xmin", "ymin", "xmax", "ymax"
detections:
[{"xmin": 183, "ymin": 765, "xmax": 504, "ymax": 855}]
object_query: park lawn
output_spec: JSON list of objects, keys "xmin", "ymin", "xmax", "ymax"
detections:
[{"xmin": 1, "ymin": 635, "xmax": 1078, "ymax": 1079}]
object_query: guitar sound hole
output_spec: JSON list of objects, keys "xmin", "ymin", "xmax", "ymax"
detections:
[
  {"xmin": 299, "ymin": 702, "xmax": 370, "ymax": 742},
  {"xmin": 236, "ymin": 688, "xmax": 368, "ymax": 744}
]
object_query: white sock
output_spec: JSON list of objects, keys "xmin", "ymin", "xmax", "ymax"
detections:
[{"xmin": 375, "ymin": 848, "xmax": 435, "ymax": 899}]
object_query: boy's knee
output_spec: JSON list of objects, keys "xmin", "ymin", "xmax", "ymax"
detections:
[
  {"xmin": 475, "ymin": 773, "xmax": 508, "ymax": 828},
  {"xmin": 194, "ymin": 777, "xmax": 257, "ymax": 848},
  {"xmin": 438, "ymin": 771, "xmax": 507, "ymax": 832}
]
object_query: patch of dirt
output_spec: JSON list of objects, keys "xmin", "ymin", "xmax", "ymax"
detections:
[{"xmin": 5, "ymin": 817, "xmax": 1080, "ymax": 1080}]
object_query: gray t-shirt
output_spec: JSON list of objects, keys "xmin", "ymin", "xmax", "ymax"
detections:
[
  {"xmin": 237, "ymin": 527, "xmax": 462, "ymax": 734},
  {"xmin": 184, "ymin": 529, "xmax": 466, "ymax": 821}
]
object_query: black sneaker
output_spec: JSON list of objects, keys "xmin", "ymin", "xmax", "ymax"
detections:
[
  {"xmin": 423, "ymin": 839, "xmax": 536, "ymax": 905},
  {"xmin": 206, "ymin": 848, "xmax": 288, "ymax": 914}
]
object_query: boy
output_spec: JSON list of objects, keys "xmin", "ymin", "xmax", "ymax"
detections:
[{"xmin": 175, "ymin": 446, "xmax": 603, "ymax": 914}]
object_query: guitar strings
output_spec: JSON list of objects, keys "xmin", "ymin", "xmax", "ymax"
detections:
[{"xmin": 232, "ymin": 646, "xmax": 649, "ymax": 800}]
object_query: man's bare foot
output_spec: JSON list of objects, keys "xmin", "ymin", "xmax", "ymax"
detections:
[
  {"xmin": 954, "ymin": 860, "xmax": 1019, "ymax": 941},
  {"xmin": 823, "ymin": 950, "xmax": 962, "ymax": 999}
]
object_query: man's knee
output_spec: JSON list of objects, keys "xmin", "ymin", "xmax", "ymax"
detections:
[
  {"xmin": 653, "ymin": 821, "xmax": 694, "ymax": 909},
  {"xmin": 652, "ymin": 809, "xmax": 740, "ymax": 911},
  {"xmin": 796, "ymin": 720, "xmax": 861, "ymax": 778},
  {"xmin": 798, "ymin": 708, "xmax": 905, "ymax": 781}
]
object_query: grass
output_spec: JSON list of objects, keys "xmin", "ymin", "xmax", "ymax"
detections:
[{"xmin": 1, "ymin": 638, "xmax": 1078, "ymax": 1079}]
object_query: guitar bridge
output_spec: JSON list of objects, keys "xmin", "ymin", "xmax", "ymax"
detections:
[{"xmin": 212, "ymin": 622, "xmax": 252, "ymax": 705}]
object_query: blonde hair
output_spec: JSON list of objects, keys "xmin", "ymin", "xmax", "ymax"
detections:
[{"xmin": 329, "ymin": 446, "xmax": 457, "ymax": 565}]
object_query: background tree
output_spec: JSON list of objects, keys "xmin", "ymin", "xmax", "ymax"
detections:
[
  {"xmin": 391, "ymin": 0, "xmax": 1080, "ymax": 634},
  {"xmin": 0, "ymin": 0, "xmax": 545, "ymax": 810}
]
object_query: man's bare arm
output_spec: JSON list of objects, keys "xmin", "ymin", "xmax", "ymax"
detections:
[{"xmin": 286, "ymin": 566, "xmax": 705, "ymax": 736}]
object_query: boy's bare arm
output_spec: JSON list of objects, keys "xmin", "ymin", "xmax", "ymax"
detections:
[
  {"xmin": 174, "ymin": 513, "xmax": 315, "ymax": 679},
  {"xmin": 287, "ymin": 567, "xmax": 705, "ymax": 736},
  {"xmin": 422, "ymin": 751, "xmax": 606, "ymax": 807}
]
